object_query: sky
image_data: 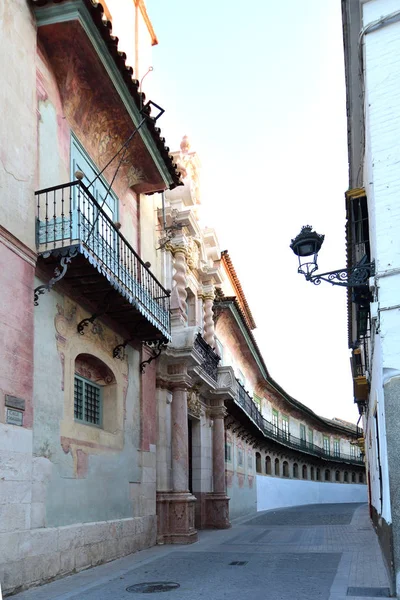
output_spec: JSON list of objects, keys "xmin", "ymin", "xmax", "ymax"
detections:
[{"xmin": 147, "ymin": 0, "xmax": 359, "ymax": 423}]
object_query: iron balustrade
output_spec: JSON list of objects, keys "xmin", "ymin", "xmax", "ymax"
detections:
[
  {"xmin": 35, "ymin": 180, "xmax": 171, "ymax": 340},
  {"xmin": 235, "ymin": 380, "xmax": 364, "ymax": 465},
  {"xmin": 193, "ymin": 333, "xmax": 220, "ymax": 381}
]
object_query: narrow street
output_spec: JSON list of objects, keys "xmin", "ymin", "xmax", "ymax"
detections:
[{"xmin": 12, "ymin": 503, "xmax": 390, "ymax": 600}]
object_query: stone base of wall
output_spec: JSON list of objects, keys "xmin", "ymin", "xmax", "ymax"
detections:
[
  {"xmin": 0, "ymin": 515, "xmax": 156, "ymax": 596},
  {"xmin": 156, "ymin": 491, "xmax": 197, "ymax": 544},
  {"xmin": 371, "ymin": 504, "xmax": 395, "ymax": 596}
]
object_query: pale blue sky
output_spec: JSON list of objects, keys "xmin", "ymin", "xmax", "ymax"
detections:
[{"xmin": 148, "ymin": 0, "xmax": 357, "ymax": 422}]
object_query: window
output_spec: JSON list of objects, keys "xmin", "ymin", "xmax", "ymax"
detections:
[
  {"xmin": 308, "ymin": 429, "xmax": 313, "ymax": 447},
  {"xmin": 74, "ymin": 375, "xmax": 102, "ymax": 426},
  {"xmin": 302, "ymin": 465, "xmax": 308, "ymax": 479},
  {"xmin": 238, "ymin": 448, "xmax": 244, "ymax": 467},
  {"xmin": 283, "ymin": 461, "xmax": 289, "ymax": 477},
  {"xmin": 272, "ymin": 409, "xmax": 278, "ymax": 435},
  {"xmin": 316, "ymin": 468, "xmax": 321, "ymax": 481},
  {"xmin": 335, "ymin": 470, "xmax": 340, "ymax": 482},
  {"xmin": 350, "ymin": 444, "xmax": 356, "ymax": 458},
  {"xmin": 253, "ymin": 393, "xmax": 262, "ymax": 409},
  {"xmin": 293, "ymin": 463, "xmax": 299, "ymax": 478},
  {"xmin": 344, "ymin": 471, "xmax": 348, "ymax": 483},
  {"xmin": 248, "ymin": 453, "xmax": 252, "ymax": 469},
  {"xmin": 237, "ymin": 370, "xmax": 245, "ymax": 387},
  {"xmin": 274, "ymin": 458, "xmax": 280, "ymax": 476},
  {"xmin": 256, "ymin": 452, "xmax": 262, "ymax": 473},
  {"xmin": 215, "ymin": 338, "xmax": 224, "ymax": 364},
  {"xmin": 325, "ymin": 469, "xmax": 331, "ymax": 481},
  {"xmin": 300, "ymin": 424, "xmax": 306, "ymax": 447},
  {"xmin": 282, "ymin": 415, "xmax": 289, "ymax": 439},
  {"xmin": 352, "ymin": 472, "xmax": 356, "ymax": 483},
  {"xmin": 265, "ymin": 456, "xmax": 272, "ymax": 475},
  {"xmin": 323, "ymin": 436, "xmax": 330, "ymax": 455},
  {"xmin": 225, "ymin": 443, "xmax": 232, "ymax": 462},
  {"xmin": 310, "ymin": 466, "xmax": 315, "ymax": 481},
  {"xmin": 359, "ymin": 472, "xmax": 364, "ymax": 484},
  {"xmin": 333, "ymin": 439, "xmax": 340, "ymax": 457}
]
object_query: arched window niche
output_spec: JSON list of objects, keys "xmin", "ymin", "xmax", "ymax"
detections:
[
  {"xmin": 283, "ymin": 461, "xmax": 289, "ymax": 477},
  {"xmin": 274, "ymin": 458, "xmax": 280, "ymax": 476},
  {"xmin": 74, "ymin": 354, "xmax": 117, "ymax": 432},
  {"xmin": 256, "ymin": 452, "xmax": 262, "ymax": 474},
  {"xmin": 61, "ymin": 346, "xmax": 125, "ymax": 454},
  {"xmin": 293, "ymin": 463, "xmax": 299, "ymax": 478},
  {"xmin": 266, "ymin": 456, "xmax": 272, "ymax": 475},
  {"xmin": 302, "ymin": 464, "xmax": 308, "ymax": 479}
]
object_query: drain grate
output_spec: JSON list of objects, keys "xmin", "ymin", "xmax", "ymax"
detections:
[
  {"xmin": 126, "ymin": 582, "xmax": 180, "ymax": 594},
  {"xmin": 347, "ymin": 587, "xmax": 390, "ymax": 597},
  {"xmin": 229, "ymin": 561, "xmax": 248, "ymax": 566}
]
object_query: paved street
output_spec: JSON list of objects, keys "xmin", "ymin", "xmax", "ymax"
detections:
[{"xmin": 12, "ymin": 503, "xmax": 390, "ymax": 600}]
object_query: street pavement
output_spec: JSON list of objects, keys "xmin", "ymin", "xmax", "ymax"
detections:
[{"xmin": 11, "ymin": 503, "xmax": 391, "ymax": 600}]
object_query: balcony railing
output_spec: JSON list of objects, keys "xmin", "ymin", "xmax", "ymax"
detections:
[
  {"xmin": 35, "ymin": 181, "xmax": 170, "ymax": 340},
  {"xmin": 235, "ymin": 380, "xmax": 364, "ymax": 465},
  {"xmin": 193, "ymin": 333, "xmax": 220, "ymax": 381}
]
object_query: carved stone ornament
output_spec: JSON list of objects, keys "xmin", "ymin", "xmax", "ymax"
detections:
[
  {"xmin": 186, "ymin": 237, "xmax": 200, "ymax": 271},
  {"xmin": 187, "ymin": 387, "xmax": 202, "ymax": 418},
  {"xmin": 217, "ymin": 370, "xmax": 233, "ymax": 389}
]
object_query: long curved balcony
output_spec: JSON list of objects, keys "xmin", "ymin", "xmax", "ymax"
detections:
[{"xmin": 233, "ymin": 380, "xmax": 363, "ymax": 466}]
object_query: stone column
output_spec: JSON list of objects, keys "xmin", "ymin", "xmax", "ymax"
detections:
[
  {"xmin": 212, "ymin": 406, "xmax": 227, "ymax": 494},
  {"xmin": 203, "ymin": 290, "xmax": 215, "ymax": 348},
  {"xmin": 156, "ymin": 382, "xmax": 198, "ymax": 545},
  {"xmin": 171, "ymin": 386, "xmax": 189, "ymax": 492},
  {"xmin": 169, "ymin": 245, "xmax": 188, "ymax": 327},
  {"xmin": 205, "ymin": 400, "xmax": 230, "ymax": 529}
]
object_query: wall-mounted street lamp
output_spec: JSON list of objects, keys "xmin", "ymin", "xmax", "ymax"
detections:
[{"xmin": 290, "ymin": 225, "xmax": 375, "ymax": 287}]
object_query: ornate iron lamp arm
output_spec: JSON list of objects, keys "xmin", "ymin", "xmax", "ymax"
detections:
[{"xmin": 306, "ymin": 261, "xmax": 375, "ymax": 287}]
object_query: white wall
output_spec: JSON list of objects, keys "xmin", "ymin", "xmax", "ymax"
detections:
[{"xmin": 257, "ymin": 476, "xmax": 367, "ymax": 512}]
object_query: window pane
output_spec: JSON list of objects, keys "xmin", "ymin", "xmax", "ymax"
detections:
[
  {"xmin": 84, "ymin": 381, "xmax": 101, "ymax": 425},
  {"xmin": 74, "ymin": 377, "xmax": 83, "ymax": 420}
]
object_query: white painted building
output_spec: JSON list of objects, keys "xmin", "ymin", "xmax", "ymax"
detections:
[{"xmin": 342, "ymin": 0, "xmax": 400, "ymax": 594}]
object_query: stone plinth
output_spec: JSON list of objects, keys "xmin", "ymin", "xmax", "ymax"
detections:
[
  {"xmin": 205, "ymin": 492, "xmax": 230, "ymax": 529},
  {"xmin": 156, "ymin": 491, "xmax": 198, "ymax": 544}
]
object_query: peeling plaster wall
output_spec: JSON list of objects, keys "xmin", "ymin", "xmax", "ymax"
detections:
[
  {"xmin": 0, "ymin": 0, "xmax": 37, "ymax": 251},
  {"xmin": 33, "ymin": 287, "xmax": 142, "ymax": 527}
]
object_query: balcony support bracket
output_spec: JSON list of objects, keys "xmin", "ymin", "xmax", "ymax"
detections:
[
  {"xmin": 77, "ymin": 292, "xmax": 112, "ymax": 336},
  {"xmin": 140, "ymin": 340, "xmax": 168, "ymax": 374},
  {"xmin": 34, "ymin": 247, "xmax": 78, "ymax": 306},
  {"xmin": 113, "ymin": 338, "xmax": 135, "ymax": 360}
]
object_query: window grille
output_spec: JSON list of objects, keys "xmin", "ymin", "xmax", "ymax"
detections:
[{"xmin": 74, "ymin": 375, "xmax": 102, "ymax": 426}]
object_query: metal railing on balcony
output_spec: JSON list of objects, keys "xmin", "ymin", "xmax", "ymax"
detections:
[
  {"xmin": 35, "ymin": 181, "xmax": 171, "ymax": 340},
  {"xmin": 193, "ymin": 333, "xmax": 220, "ymax": 381},
  {"xmin": 235, "ymin": 380, "xmax": 363, "ymax": 465}
]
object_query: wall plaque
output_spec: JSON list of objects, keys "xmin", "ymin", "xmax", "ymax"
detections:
[
  {"xmin": 5, "ymin": 395, "xmax": 25, "ymax": 411},
  {"xmin": 6, "ymin": 408, "xmax": 23, "ymax": 426}
]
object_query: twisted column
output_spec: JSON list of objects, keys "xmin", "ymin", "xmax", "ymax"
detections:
[
  {"xmin": 203, "ymin": 291, "xmax": 215, "ymax": 347},
  {"xmin": 171, "ymin": 246, "xmax": 188, "ymax": 318}
]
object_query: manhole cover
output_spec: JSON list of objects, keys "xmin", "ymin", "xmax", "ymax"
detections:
[{"xmin": 126, "ymin": 582, "xmax": 180, "ymax": 594}]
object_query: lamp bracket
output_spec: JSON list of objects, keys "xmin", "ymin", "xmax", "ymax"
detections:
[{"xmin": 304, "ymin": 259, "xmax": 375, "ymax": 288}]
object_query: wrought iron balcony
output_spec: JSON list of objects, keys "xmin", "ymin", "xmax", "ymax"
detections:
[
  {"xmin": 235, "ymin": 380, "xmax": 364, "ymax": 465},
  {"xmin": 35, "ymin": 181, "xmax": 170, "ymax": 342},
  {"xmin": 193, "ymin": 333, "xmax": 220, "ymax": 381}
]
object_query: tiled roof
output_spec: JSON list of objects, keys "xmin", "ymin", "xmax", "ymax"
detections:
[
  {"xmin": 221, "ymin": 250, "xmax": 256, "ymax": 330},
  {"xmin": 30, "ymin": 0, "xmax": 182, "ymax": 190}
]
